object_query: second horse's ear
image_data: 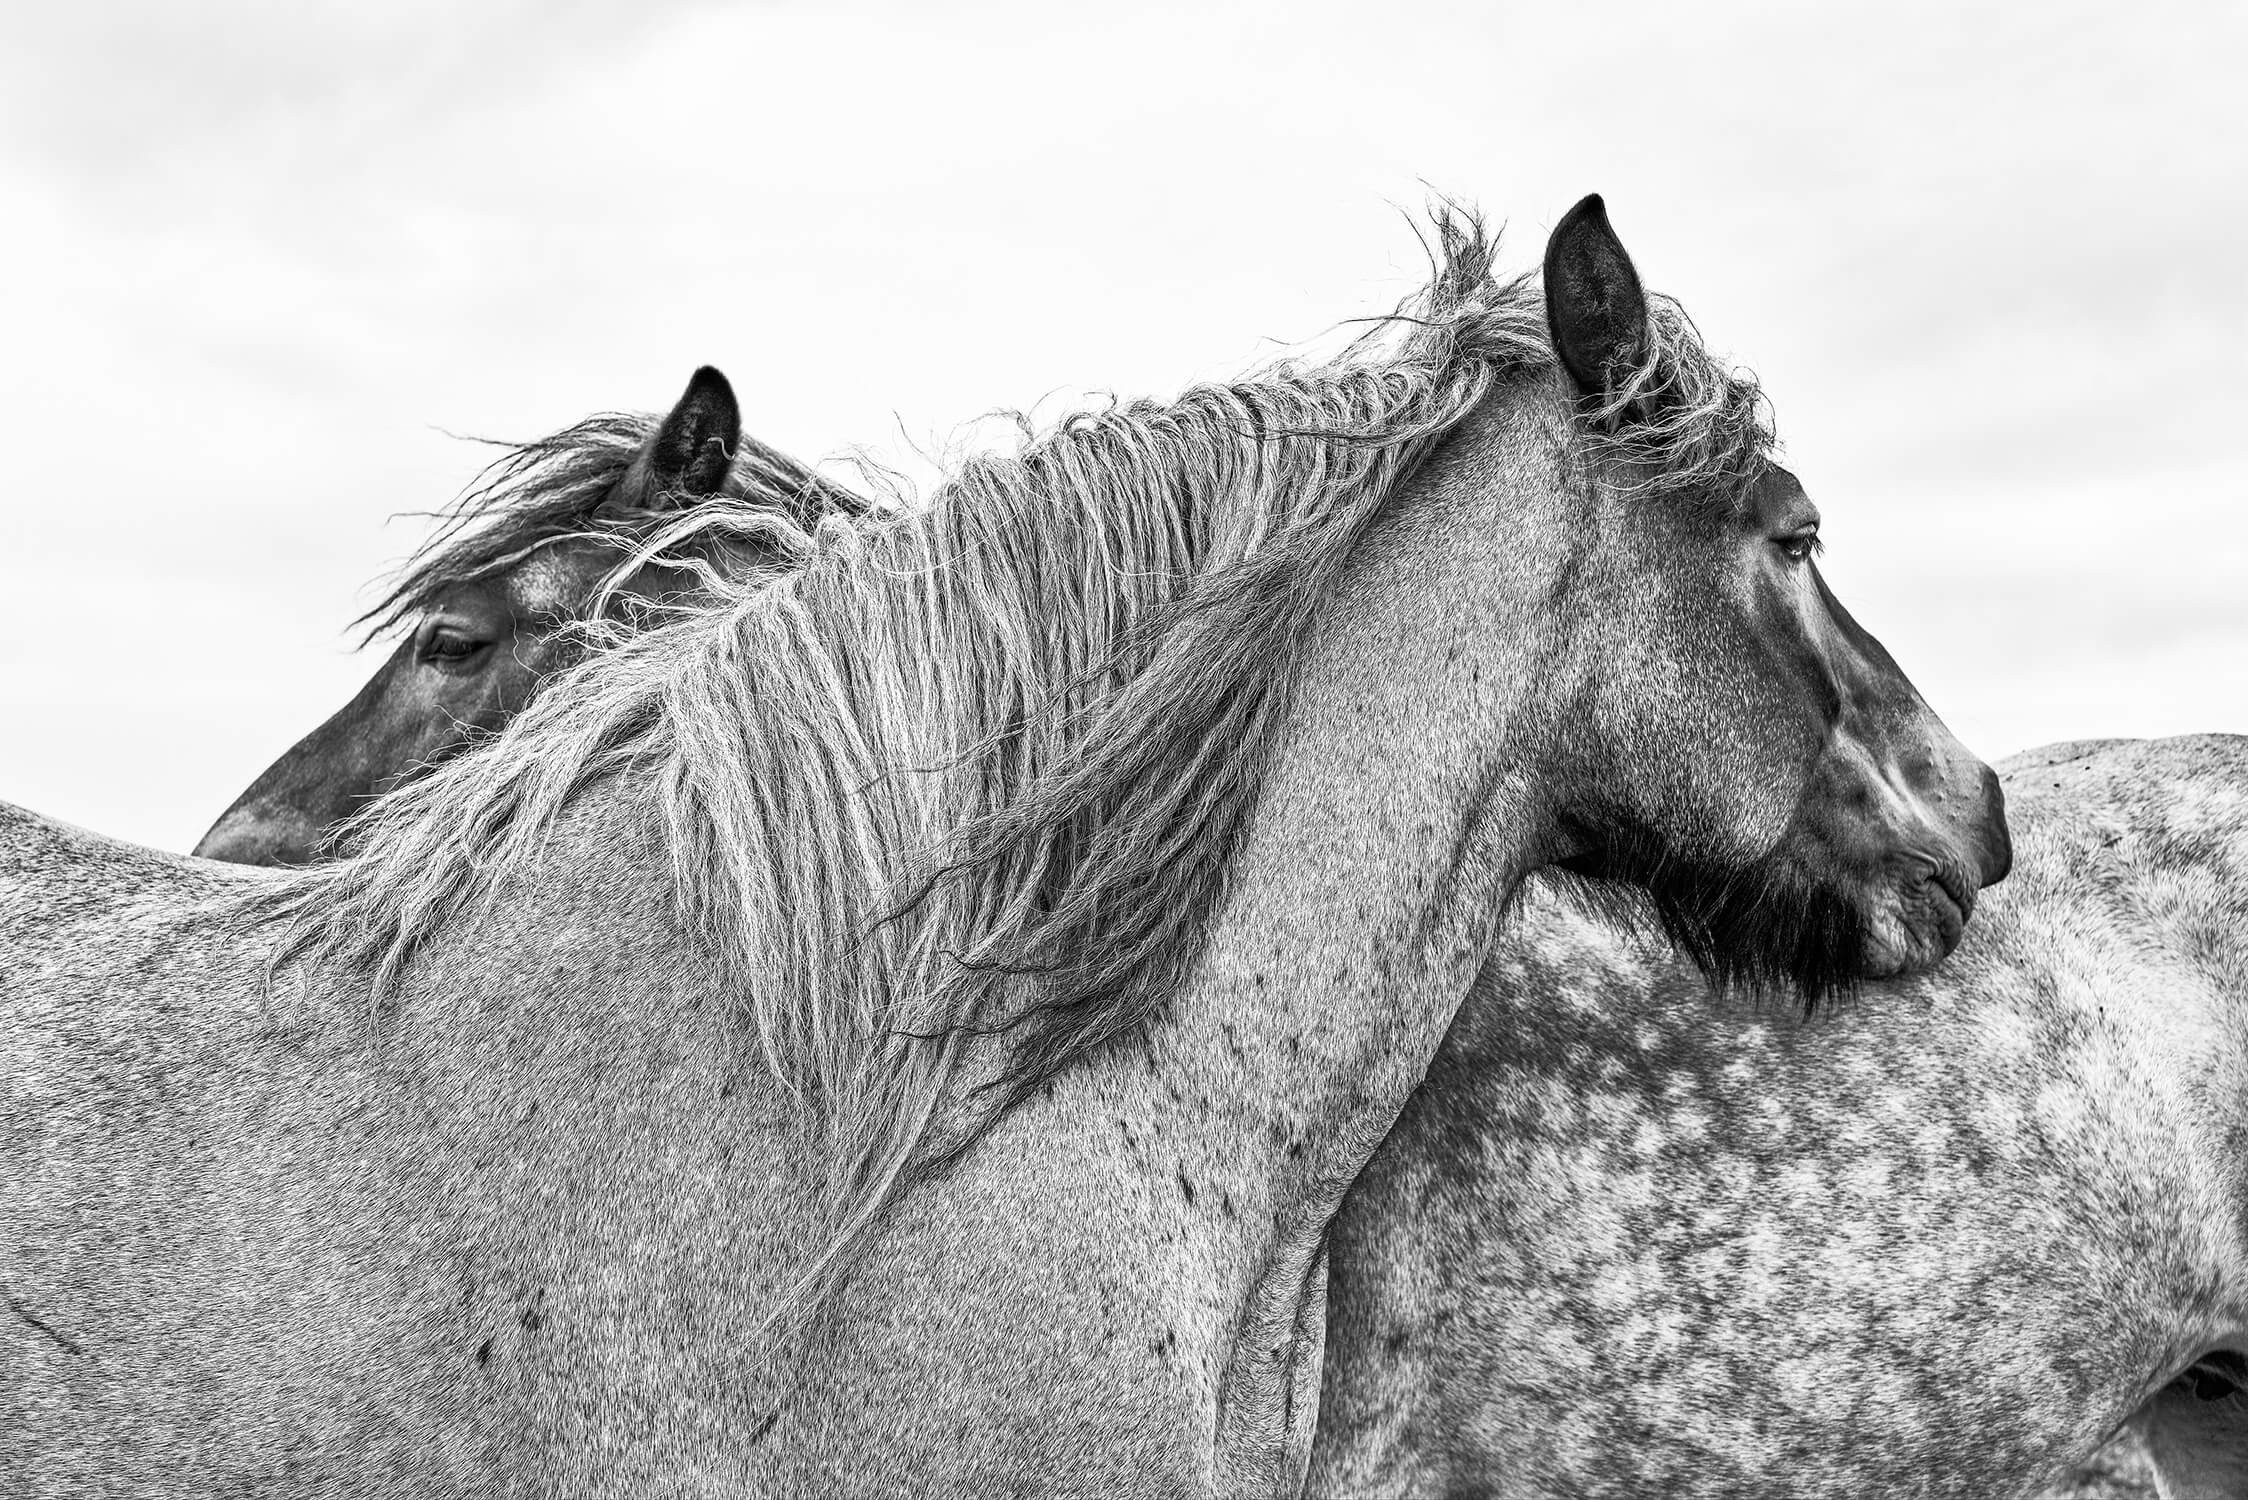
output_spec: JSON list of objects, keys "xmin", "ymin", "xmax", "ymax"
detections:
[
  {"xmin": 1543, "ymin": 194, "xmax": 1650, "ymax": 403},
  {"xmin": 645, "ymin": 365, "xmax": 742, "ymax": 504}
]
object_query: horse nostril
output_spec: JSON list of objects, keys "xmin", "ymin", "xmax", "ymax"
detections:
[
  {"xmin": 2183, "ymin": 1350, "xmax": 2248, "ymax": 1402},
  {"xmin": 192, "ymin": 814, "xmax": 321, "ymax": 869},
  {"xmin": 1976, "ymin": 764, "xmax": 2013, "ymax": 887}
]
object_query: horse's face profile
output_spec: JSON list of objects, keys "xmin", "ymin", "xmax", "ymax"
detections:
[
  {"xmin": 194, "ymin": 563, "xmax": 600, "ymax": 866},
  {"xmin": 1401, "ymin": 196, "xmax": 2010, "ymax": 998},
  {"xmin": 1565, "ymin": 448, "xmax": 2010, "ymax": 988},
  {"xmin": 192, "ymin": 368, "xmax": 746, "ymax": 866}
]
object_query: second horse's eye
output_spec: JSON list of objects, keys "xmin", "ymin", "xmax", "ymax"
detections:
[{"xmin": 421, "ymin": 628, "xmax": 488, "ymax": 664}]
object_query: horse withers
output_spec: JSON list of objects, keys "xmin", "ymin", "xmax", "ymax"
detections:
[
  {"xmin": 2, "ymin": 194, "xmax": 2006, "ymax": 1496},
  {"xmin": 1312, "ymin": 735, "xmax": 2246, "ymax": 1500},
  {"xmin": 192, "ymin": 366, "xmax": 865, "ymax": 865}
]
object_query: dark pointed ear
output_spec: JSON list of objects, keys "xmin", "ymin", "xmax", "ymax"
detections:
[
  {"xmin": 645, "ymin": 365, "xmax": 742, "ymax": 504},
  {"xmin": 1543, "ymin": 194, "xmax": 1649, "ymax": 402}
]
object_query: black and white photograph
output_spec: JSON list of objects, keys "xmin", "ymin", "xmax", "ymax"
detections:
[{"xmin": 2, "ymin": 3, "xmax": 2243, "ymax": 1495}]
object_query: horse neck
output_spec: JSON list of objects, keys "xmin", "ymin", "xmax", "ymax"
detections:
[{"xmin": 1117, "ymin": 454, "xmax": 1576, "ymax": 1305}]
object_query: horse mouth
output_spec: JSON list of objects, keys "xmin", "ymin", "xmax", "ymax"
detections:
[
  {"xmin": 1861, "ymin": 861, "xmax": 1974, "ymax": 978},
  {"xmin": 1926, "ymin": 868, "xmax": 1970, "ymax": 954}
]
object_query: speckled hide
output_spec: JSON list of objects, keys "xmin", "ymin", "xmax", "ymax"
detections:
[
  {"xmin": 0, "ymin": 200, "xmax": 2013, "ymax": 1495},
  {"xmin": 1313, "ymin": 735, "xmax": 2248, "ymax": 1499}
]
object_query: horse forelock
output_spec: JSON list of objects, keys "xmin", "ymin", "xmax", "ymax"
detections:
[
  {"xmin": 355, "ymin": 413, "xmax": 868, "ymax": 640},
  {"xmin": 237, "ymin": 204, "xmax": 1778, "ymax": 1326},
  {"xmin": 1414, "ymin": 203, "xmax": 1777, "ymax": 510},
  {"xmin": 1584, "ymin": 296, "xmax": 1776, "ymax": 507}
]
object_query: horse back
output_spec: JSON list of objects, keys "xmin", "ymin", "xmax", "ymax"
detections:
[
  {"xmin": 1312, "ymin": 734, "xmax": 2248, "ymax": 1499},
  {"xmin": 0, "ymin": 803, "xmax": 405, "ymax": 1494}
]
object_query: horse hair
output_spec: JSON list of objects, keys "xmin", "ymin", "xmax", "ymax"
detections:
[
  {"xmin": 237, "ymin": 204, "xmax": 1775, "ymax": 1324},
  {"xmin": 1548, "ymin": 829, "xmax": 1871, "ymax": 1014},
  {"xmin": 356, "ymin": 411, "xmax": 873, "ymax": 641}
]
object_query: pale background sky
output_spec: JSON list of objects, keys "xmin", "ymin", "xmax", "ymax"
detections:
[{"xmin": 2, "ymin": 1, "xmax": 2242, "ymax": 852}]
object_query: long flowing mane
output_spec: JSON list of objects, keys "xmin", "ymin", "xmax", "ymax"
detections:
[
  {"xmin": 355, "ymin": 412, "xmax": 874, "ymax": 639},
  {"xmin": 242, "ymin": 208, "xmax": 1773, "ymax": 1321}
]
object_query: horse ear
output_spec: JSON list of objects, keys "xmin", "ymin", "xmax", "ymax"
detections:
[
  {"xmin": 1543, "ymin": 194, "xmax": 1649, "ymax": 402},
  {"xmin": 646, "ymin": 365, "xmax": 742, "ymax": 504}
]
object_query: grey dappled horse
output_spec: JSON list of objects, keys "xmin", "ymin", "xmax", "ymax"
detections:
[
  {"xmin": 1, "ymin": 196, "xmax": 2007, "ymax": 1496},
  {"xmin": 1313, "ymin": 735, "xmax": 2247, "ymax": 1500},
  {"xmin": 194, "ymin": 366, "xmax": 866, "ymax": 866}
]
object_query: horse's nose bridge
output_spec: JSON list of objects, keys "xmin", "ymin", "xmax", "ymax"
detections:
[
  {"xmin": 1861, "ymin": 733, "xmax": 1956, "ymax": 821},
  {"xmin": 1846, "ymin": 712, "xmax": 2002, "ymax": 851},
  {"xmin": 1861, "ymin": 724, "xmax": 2012, "ymax": 888},
  {"xmin": 1827, "ymin": 650, "xmax": 1954, "ymax": 800}
]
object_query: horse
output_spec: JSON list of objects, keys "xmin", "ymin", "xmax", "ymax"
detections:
[
  {"xmin": 192, "ymin": 365, "xmax": 869, "ymax": 866},
  {"xmin": 0, "ymin": 194, "xmax": 2010, "ymax": 1496},
  {"xmin": 1310, "ymin": 734, "xmax": 2246, "ymax": 1500}
]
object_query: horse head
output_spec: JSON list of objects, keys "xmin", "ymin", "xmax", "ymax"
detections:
[
  {"xmin": 1507, "ymin": 195, "xmax": 2010, "ymax": 995},
  {"xmin": 192, "ymin": 367, "xmax": 751, "ymax": 865}
]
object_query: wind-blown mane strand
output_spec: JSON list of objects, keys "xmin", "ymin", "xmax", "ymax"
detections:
[
  {"xmin": 242, "ymin": 207, "xmax": 1774, "ymax": 1325},
  {"xmin": 357, "ymin": 413, "xmax": 871, "ymax": 640}
]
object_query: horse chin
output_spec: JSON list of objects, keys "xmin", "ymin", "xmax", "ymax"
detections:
[
  {"xmin": 1548, "ymin": 840, "xmax": 1871, "ymax": 1011},
  {"xmin": 1552, "ymin": 814, "xmax": 1987, "ymax": 1003},
  {"xmin": 1852, "ymin": 867, "xmax": 1972, "ymax": 980}
]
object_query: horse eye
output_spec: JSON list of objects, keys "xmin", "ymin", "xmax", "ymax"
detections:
[
  {"xmin": 422, "ymin": 630, "xmax": 488, "ymax": 664},
  {"xmin": 1775, "ymin": 529, "xmax": 1821, "ymax": 562}
]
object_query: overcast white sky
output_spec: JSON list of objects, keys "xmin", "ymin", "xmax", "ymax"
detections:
[{"xmin": 2, "ymin": 0, "xmax": 2243, "ymax": 852}]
